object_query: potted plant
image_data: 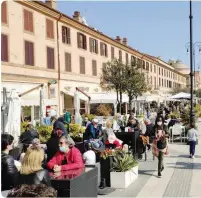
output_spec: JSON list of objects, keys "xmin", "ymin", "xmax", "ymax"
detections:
[{"xmin": 110, "ymin": 150, "xmax": 138, "ymax": 188}]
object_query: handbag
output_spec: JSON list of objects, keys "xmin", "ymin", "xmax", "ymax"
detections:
[{"xmin": 157, "ymin": 137, "xmax": 167, "ymax": 150}]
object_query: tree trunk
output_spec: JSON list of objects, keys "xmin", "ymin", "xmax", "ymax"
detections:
[
  {"xmin": 129, "ymin": 95, "xmax": 132, "ymax": 113},
  {"xmin": 119, "ymin": 89, "xmax": 122, "ymax": 114}
]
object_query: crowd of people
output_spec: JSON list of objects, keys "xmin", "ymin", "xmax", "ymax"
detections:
[{"xmin": 1, "ymin": 103, "xmax": 199, "ymax": 196}]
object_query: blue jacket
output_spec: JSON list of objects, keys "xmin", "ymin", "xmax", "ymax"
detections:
[{"xmin": 84, "ymin": 123, "xmax": 99, "ymax": 140}]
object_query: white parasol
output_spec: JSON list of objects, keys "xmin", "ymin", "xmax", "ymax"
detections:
[
  {"xmin": 74, "ymin": 90, "xmax": 83, "ymax": 125},
  {"xmin": 5, "ymin": 89, "xmax": 21, "ymax": 144}
]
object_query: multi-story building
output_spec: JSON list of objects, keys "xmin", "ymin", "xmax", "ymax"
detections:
[{"xmin": 1, "ymin": 0, "xmax": 187, "ymax": 119}]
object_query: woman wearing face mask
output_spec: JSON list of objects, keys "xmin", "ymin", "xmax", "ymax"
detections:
[
  {"xmin": 47, "ymin": 135, "xmax": 84, "ymax": 172},
  {"xmin": 152, "ymin": 116, "xmax": 169, "ymax": 177}
]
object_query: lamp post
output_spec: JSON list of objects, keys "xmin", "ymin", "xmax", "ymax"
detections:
[
  {"xmin": 186, "ymin": 42, "xmax": 201, "ymax": 91},
  {"xmin": 189, "ymin": 0, "xmax": 194, "ymax": 125}
]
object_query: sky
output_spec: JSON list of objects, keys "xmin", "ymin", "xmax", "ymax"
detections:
[{"xmin": 57, "ymin": 1, "xmax": 201, "ymax": 70}]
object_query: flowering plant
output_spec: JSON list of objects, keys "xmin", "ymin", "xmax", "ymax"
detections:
[{"xmin": 100, "ymin": 148, "xmax": 114, "ymax": 160}]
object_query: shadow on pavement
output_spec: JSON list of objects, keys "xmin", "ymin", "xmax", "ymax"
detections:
[
  {"xmin": 167, "ymin": 161, "xmax": 201, "ymax": 170},
  {"xmin": 139, "ymin": 170, "xmax": 158, "ymax": 177}
]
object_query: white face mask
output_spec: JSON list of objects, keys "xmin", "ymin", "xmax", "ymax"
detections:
[{"xmin": 157, "ymin": 121, "xmax": 162, "ymax": 126}]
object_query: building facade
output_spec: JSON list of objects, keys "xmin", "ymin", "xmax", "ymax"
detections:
[{"xmin": 1, "ymin": 0, "xmax": 187, "ymax": 117}]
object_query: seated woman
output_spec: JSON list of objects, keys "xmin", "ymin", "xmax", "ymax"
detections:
[
  {"xmin": 47, "ymin": 135, "xmax": 84, "ymax": 172},
  {"xmin": 1, "ymin": 134, "xmax": 18, "ymax": 191},
  {"xmin": 18, "ymin": 146, "xmax": 51, "ymax": 186},
  {"xmin": 103, "ymin": 120, "xmax": 123, "ymax": 148}
]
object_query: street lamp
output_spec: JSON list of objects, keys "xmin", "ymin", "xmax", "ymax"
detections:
[{"xmin": 189, "ymin": 0, "xmax": 194, "ymax": 125}]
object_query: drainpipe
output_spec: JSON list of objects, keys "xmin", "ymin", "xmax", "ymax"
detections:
[{"xmin": 56, "ymin": 14, "xmax": 62, "ymax": 116}]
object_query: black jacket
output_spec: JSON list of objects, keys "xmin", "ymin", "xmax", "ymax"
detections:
[
  {"xmin": 18, "ymin": 169, "xmax": 51, "ymax": 186},
  {"xmin": 1, "ymin": 152, "xmax": 18, "ymax": 191},
  {"xmin": 19, "ymin": 130, "xmax": 39, "ymax": 145},
  {"xmin": 53, "ymin": 120, "xmax": 67, "ymax": 135}
]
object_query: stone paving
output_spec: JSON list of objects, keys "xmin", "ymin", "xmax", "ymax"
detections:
[{"xmin": 101, "ymin": 122, "xmax": 201, "ymax": 198}]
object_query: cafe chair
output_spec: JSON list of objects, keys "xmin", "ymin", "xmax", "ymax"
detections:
[{"xmin": 170, "ymin": 124, "xmax": 183, "ymax": 143}]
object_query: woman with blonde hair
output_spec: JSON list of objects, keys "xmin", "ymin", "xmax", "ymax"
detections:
[
  {"xmin": 103, "ymin": 120, "xmax": 123, "ymax": 148},
  {"xmin": 18, "ymin": 146, "xmax": 51, "ymax": 186}
]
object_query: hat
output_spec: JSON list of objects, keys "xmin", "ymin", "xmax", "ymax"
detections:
[{"xmin": 92, "ymin": 119, "xmax": 99, "ymax": 123}]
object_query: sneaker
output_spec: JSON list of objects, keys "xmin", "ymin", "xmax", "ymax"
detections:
[
  {"xmin": 192, "ymin": 155, "xmax": 195, "ymax": 159},
  {"xmin": 158, "ymin": 172, "xmax": 162, "ymax": 177},
  {"xmin": 189, "ymin": 155, "xmax": 192, "ymax": 158}
]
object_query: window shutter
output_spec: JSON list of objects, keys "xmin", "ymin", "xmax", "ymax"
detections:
[
  {"xmin": 51, "ymin": 48, "xmax": 55, "ymax": 69},
  {"xmin": 25, "ymin": 41, "xmax": 29, "ymax": 65},
  {"xmin": 29, "ymin": 12, "xmax": 33, "ymax": 32},
  {"xmin": 84, "ymin": 36, "xmax": 87, "ymax": 50},
  {"xmin": 100, "ymin": 42, "xmax": 103, "ymax": 56},
  {"xmin": 67, "ymin": 28, "xmax": 71, "ymax": 44},
  {"xmin": 65, "ymin": 53, "xmax": 71, "ymax": 72},
  {"xmin": 77, "ymin": 33, "xmax": 80, "ymax": 48},
  {"xmin": 89, "ymin": 38, "xmax": 92, "ymax": 52},
  {"xmin": 29, "ymin": 42, "xmax": 34, "ymax": 66},
  {"xmin": 96, "ymin": 40, "xmax": 98, "ymax": 54},
  {"xmin": 46, "ymin": 19, "xmax": 50, "ymax": 38},
  {"xmin": 62, "ymin": 26, "xmax": 65, "ymax": 43},
  {"xmin": 105, "ymin": 44, "xmax": 108, "ymax": 57},
  {"xmin": 24, "ymin": 10, "xmax": 29, "ymax": 31},
  {"xmin": 1, "ymin": 34, "xmax": 8, "ymax": 62},
  {"xmin": 83, "ymin": 57, "xmax": 85, "ymax": 73},
  {"xmin": 1, "ymin": 1, "xmax": 7, "ymax": 24}
]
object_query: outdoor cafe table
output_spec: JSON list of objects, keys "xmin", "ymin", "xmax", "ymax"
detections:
[{"xmin": 49, "ymin": 167, "xmax": 98, "ymax": 197}]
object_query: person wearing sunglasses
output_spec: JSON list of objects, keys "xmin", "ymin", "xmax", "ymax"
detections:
[{"xmin": 47, "ymin": 135, "xmax": 84, "ymax": 172}]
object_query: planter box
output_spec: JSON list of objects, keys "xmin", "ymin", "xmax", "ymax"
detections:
[{"xmin": 110, "ymin": 166, "xmax": 138, "ymax": 189}]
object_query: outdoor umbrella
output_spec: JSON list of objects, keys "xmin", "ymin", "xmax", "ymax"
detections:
[
  {"xmin": 169, "ymin": 92, "xmax": 190, "ymax": 100},
  {"xmin": 5, "ymin": 89, "xmax": 21, "ymax": 144},
  {"xmin": 74, "ymin": 90, "xmax": 82, "ymax": 125}
]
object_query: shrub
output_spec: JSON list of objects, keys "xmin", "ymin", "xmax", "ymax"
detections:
[
  {"xmin": 21, "ymin": 122, "xmax": 28, "ymax": 133},
  {"xmin": 82, "ymin": 114, "xmax": 96, "ymax": 121},
  {"xmin": 37, "ymin": 125, "xmax": 53, "ymax": 143},
  {"xmin": 96, "ymin": 104, "xmax": 112, "ymax": 116},
  {"xmin": 168, "ymin": 111, "xmax": 180, "ymax": 119}
]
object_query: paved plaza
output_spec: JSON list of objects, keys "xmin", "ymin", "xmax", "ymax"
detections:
[{"xmin": 101, "ymin": 122, "xmax": 201, "ymax": 198}]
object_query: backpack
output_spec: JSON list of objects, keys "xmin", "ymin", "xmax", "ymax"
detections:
[{"xmin": 157, "ymin": 137, "xmax": 167, "ymax": 150}]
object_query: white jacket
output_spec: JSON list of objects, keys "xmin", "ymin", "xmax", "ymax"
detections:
[{"xmin": 187, "ymin": 128, "xmax": 198, "ymax": 142}]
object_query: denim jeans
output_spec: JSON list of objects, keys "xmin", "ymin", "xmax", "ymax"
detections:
[
  {"xmin": 92, "ymin": 140, "xmax": 103, "ymax": 149},
  {"xmin": 158, "ymin": 151, "xmax": 164, "ymax": 173},
  {"xmin": 189, "ymin": 141, "xmax": 196, "ymax": 156}
]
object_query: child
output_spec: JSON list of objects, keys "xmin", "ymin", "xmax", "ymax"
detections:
[{"xmin": 187, "ymin": 124, "xmax": 198, "ymax": 159}]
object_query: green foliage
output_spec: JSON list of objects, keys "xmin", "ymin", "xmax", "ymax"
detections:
[
  {"xmin": 82, "ymin": 114, "xmax": 96, "ymax": 121},
  {"xmin": 96, "ymin": 104, "xmax": 112, "ymax": 116},
  {"xmin": 111, "ymin": 150, "xmax": 138, "ymax": 172},
  {"xmin": 168, "ymin": 111, "xmax": 180, "ymax": 119},
  {"xmin": 37, "ymin": 125, "xmax": 53, "ymax": 143},
  {"xmin": 21, "ymin": 122, "xmax": 28, "ymax": 133},
  {"xmin": 180, "ymin": 110, "xmax": 190, "ymax": 125}
]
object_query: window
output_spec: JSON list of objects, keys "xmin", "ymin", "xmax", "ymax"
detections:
[
  {"xmin": 100, "ymin": 42, "xmax": 107, "ymax": 57},
  {"xmin": 77, "ymin": 33, "xmax": 87, "ymax": 50},
  {"xmin": 154, "ymin": 77, "xmax": 156, "ymax": 88},
  {"xmin": 162, "ymin": 68, "xmax": 163, "ymax": 76},
  {"xmin": 150, "ymin": 64, "xmax": 152, "ymax": 72},
  {"xmin": 79, "ymin": 56, "xmax": 85, "ymax": 74},
  {"xmin": 25, "ymin": 41, "xmax": 34, "ymax": 66},
  {"xmin": 92, "ymin": 60, "xmax": 97, "ymax": 76},
  {"xmin": 159, "ymin": 67, "xmax": 160, "ymax": 75},
  {"xmin": 47, "ymin": 47, "xmax": 55, "ymax": 69},
  {"xmin": 131, "ymin": 56, "xmax": 136, "ymax": 66},
  {"xmin": 162, "ymin": 79, "xmax": 163, "ymax": 87},
  {"xmin": 65, "ymin": 52, "xmax": 71, "ymax": 72},
  {"xmin": 146, "ymin": 62, "xmax": 149, "ymax": 71},
  {"xmin": 159, "ymin": 78, "xmax": 161, "ymax": 86},
  {"xmin": 1, "ymin": 1, "xmax": 7, "ymax": 24},
  {"xmin": 126, "ymin": 53, "xmax": 129, "ymax": 64},
  {"xmin": 119, "ymin": 50, "xmax": 122, "ymax": 62},
  {"xmin": 111, "ymin": 47, "xmax": 114, "ymax": 59},
  {"xmin": 46, "ymin": 19, "xmax": 54, "ymax": 39},
  {"xmin": 89, "ymin": 38, "xmax": 98, "ymax": 54},
  {"xmin": 154, "ymin": 65, "xmax": 156, "ymax": 73},
  {"xmin": 24, "ymin": 9, "xmax": 33, "ymax": 33},
  {"xmin": 142, "ymin": 61, "xmax": 145, "ymax": 69},
  {"xmin": 62, "ymin": 26, "xmax": 70, "ymax": 44},
  {"xmin": 150, "ymin": 76, "xmax": 153, "ymax": 84},
  {"xmin": 1, "ymin": 34, "xmax": 8, "ymax": 62}
]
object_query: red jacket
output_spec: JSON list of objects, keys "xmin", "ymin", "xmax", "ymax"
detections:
[{"xmin": 47, "ymin": 147, "xmax": 84, "ymax": 171}]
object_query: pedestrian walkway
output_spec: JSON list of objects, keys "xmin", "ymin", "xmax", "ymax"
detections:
[{"xmin": 101, "ymin": 122, "xmax": 201, "ymax": 198}]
